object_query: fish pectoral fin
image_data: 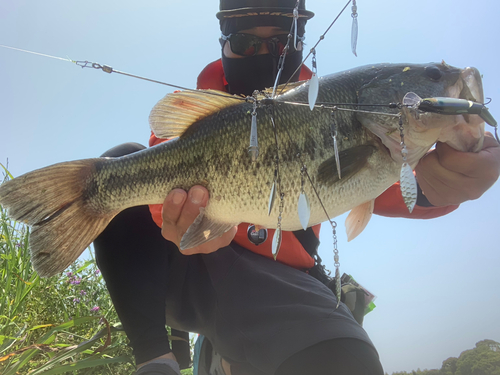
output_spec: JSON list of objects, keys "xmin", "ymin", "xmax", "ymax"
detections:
[
  {"xmin": 149, "ymin": 90, "xmax": 242, "ymax": 139},
  {"xmin": 345, "ymin": 199, "xmax": 375, "ymax": 242},
  {"xmin": 317, "ymin": 144, "xmax": 376, "ymax": 186},
  {"xmin": 179, "ymin": 207, "xmax": 237, "ymax": 250}
]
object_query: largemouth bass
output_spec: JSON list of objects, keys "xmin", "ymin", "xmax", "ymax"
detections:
[{"xmin": 0, "ymin": 62, "xmax": 486, "ymax": 277}]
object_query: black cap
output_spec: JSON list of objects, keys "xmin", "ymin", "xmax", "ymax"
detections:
[{"xmin": 217, "ymin": 0, "xmax": 314, "ymax": 20}]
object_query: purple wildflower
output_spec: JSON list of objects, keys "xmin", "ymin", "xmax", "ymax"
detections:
[
  {"xmin": 70, "ymin": 278, "xmax": 81, "ymax": 285},
  {"xmin": 95, "ymin": 269, "xmax": 100, "ymax": 275},
  {"xmin": 90, "ymin": 306, "xmax": 100, "ymax": 313},
  {"xmin": 66, "ymin": 272, "xmax": 73, "ymax": 277},
  {"xmin": 73, "ymin": 298, "xmax": 80, "ymax": 303},
  {"xmin": 80, "ymin": 290, "xmax": 87, "ymax": 296}
]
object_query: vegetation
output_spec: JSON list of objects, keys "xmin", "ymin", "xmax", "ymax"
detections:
[
  {"xmin": 389, "ymin": 339, "xmax": 500, "ymax": 375},
  {"xmin": 0, "ymin": 168, "xmax": 192, "ymax": 374}
]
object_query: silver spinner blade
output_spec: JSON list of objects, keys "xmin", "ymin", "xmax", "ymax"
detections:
[
  {"xmin": 351, "ymin": 0, "xmax": 358, "ymax": 57},
  {"xmin": 272, "ymin": 227, "xmax": 283, "ymax": 260},
  {"xmin": 400, "ymin": 162, "xmax": 418, "ymax": 213},
  {"xmin": 308, "ymin": 73, "xmax": 319, "ymax": 111},
  {"xmin": 298, "ymin": 192, "xmax": 311, "ymax": 231},
  {"xmin": 248, "ymin": 112, "xmax": 259, "ymax": 161},
  {"xmin": 268, "ymin": 181, "xmax": 276, "ymax": 216},
  {"xmin": 333, "ymin": 135, "xmax": 341, "ymax": 180}
]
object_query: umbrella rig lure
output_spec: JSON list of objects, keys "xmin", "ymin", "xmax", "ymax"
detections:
[{"xmin": 244, "ymin": 0, "xmax": 497, "ymax": 306}]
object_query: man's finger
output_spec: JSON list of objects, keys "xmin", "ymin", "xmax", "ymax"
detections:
[
  {"xmin": 417, "ymin": 154, "xmax": 460, "ymax": 206},
  {"xmin": 162, "ymin": 189, "xmax": 187, "ymax": 226},
  {"xmin": 434, "ymin": 142, "xmax": 481, "ymax": 176},
  {"xmin": 176, "ymin": 186, "xmax": 210, "ymax": 234},
  {"xmin": 161, "ymin": 189, "xmax": 188, "ymax": 245},
  {"xmin": 435, "ymin": 133, "xmax": 500, "ymax": 177}
]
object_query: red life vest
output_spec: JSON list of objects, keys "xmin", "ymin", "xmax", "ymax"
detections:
[{"xmin": 149, "ymin": 59, "xmax": 459, "ymax": 269}]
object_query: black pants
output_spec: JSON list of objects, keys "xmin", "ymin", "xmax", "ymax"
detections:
[
  {"xmin": 200, "ymin": 337, "xmax": 383, "ymax": 375},
  {"xmin": 274, "ymin": 338, "xmax": 383, "ymax": 375},
  {"xmin": 95, "ymin": 143, "xmax": 190, "ymax": 365},
  {"xmin": 94, "ymin": 143, "xmax": 384, "ymax": 375}
]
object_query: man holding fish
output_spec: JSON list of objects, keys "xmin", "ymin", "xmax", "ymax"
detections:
[
  {"xmin": 1, "ymin": 1, "xmax": 498, "ymax": 374},
  {"xmin": 93, "ymin": 2, "xmax": 500, "ymax": 374}
]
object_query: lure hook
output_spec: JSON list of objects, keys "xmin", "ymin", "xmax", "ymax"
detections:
[{"xmin": 403, "ymin": 92, "xmax": 498, "ymax": 128}]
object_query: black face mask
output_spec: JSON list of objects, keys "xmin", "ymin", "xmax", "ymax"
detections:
[{"xmin": 222, "ymin": 50, "xmax": 303, "ymax": 96}]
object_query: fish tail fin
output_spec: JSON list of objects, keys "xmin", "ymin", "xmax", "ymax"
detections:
[{"xmin": 0, "ymin": 160, "xmax": 116, "ymax": 277}]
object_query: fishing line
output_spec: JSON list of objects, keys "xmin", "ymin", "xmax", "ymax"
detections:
[
  {"xmin": 278, "ymin": 100, "xmax": 402, "ymax": 118},
  {"xmin": 268, "ymin": 107, "xmax": 285, "ymax": 259},
  {"xmin": 315, "ymin": 102, "xmax": 402, "ymax": 108},
  {"xmin": 0, "ymin": 44, "xmax": 74, "ymax": 63},
  {"xmin": 0, "ymin": 0, "xmax": 356, "ymax": 106},
  {"xmin": 271, "ymin": 0, "xmax": 300, "ymax": 98},
  {"xmin": 74, "ymin": 60, "xmax": 246, "ymax": 101},
  {"xmin": 0, "ymin": 44, "xmax": 246, "ymax": 102},
  {"xmin": 1, "ymin": 0, "xmax": 353, "ymax": 103},
  {"xmin": 278, "ymin": 0, "xmax": 353, "ymax": 96}
]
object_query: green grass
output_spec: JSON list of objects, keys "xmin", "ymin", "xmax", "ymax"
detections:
[{"xmin": 0, "ymin": 168, "xmax": 193, "ymax": 374}]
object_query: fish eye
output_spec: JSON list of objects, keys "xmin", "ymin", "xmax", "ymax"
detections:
[{"xmin": 425, "ymin": 66, "xmax": 443, "ymax": 81}]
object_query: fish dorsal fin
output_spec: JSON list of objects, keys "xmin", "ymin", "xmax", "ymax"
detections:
[
  {"xmin": 262, "ymin": 80, "xmax": 307, "ymax": 97},
  {"xmin": 149, "ymin": 90, "xmax": 243, "ymax": 138}
]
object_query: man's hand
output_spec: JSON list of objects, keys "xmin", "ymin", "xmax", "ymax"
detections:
[
  {"xmin": 415, "ymin": 132, "xmax": 500, "ymax": 206},
  {"xmin": 161, "ymin": 185, "xmax": 237, "ymax": 255}
]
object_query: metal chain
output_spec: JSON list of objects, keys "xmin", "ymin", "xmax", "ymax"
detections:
[
  {"xmin": 311, "ymin": 49, "xmax": 317, "ymax": 75},
  {"xmin": 300, "ymin": 166, "xmax": 306, "ymax": 193},
  {"xmin": 248, "ymin": 98, "xmax": 259, "ymax": 161},
  {"xmin": 277, "ymin": 193, "xmax": 285, "ymax": 231},
  {"xmin": 332, "ymin": 220, "xmax": 341, "ymax": 307},
  {"xmin": 398, "ymin": 113, "xmax": 408, "ymax": 161}
]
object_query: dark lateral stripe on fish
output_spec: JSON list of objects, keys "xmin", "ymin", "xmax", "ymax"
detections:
[{"xmin": 317, "ymin": 144, "xmax": 376, "ymax": 186}]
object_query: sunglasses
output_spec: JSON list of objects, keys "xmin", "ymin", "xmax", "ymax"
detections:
[{"xmin": 220, "ymin": 33, "xmax": 304, "ymax": 57}]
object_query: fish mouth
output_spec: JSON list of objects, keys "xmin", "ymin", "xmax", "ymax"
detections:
[
  {"xmin": 437, "ymin": 67, "xmax": 486, "ymax": 152},
  {"xmin": 454, "ymin": 67, "xmax": 484, "ymax": 103}
]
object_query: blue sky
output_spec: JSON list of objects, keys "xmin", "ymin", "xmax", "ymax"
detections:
[{"xmin": 1, "ymin": 0, "xmax": 499, "ymax": 373}]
